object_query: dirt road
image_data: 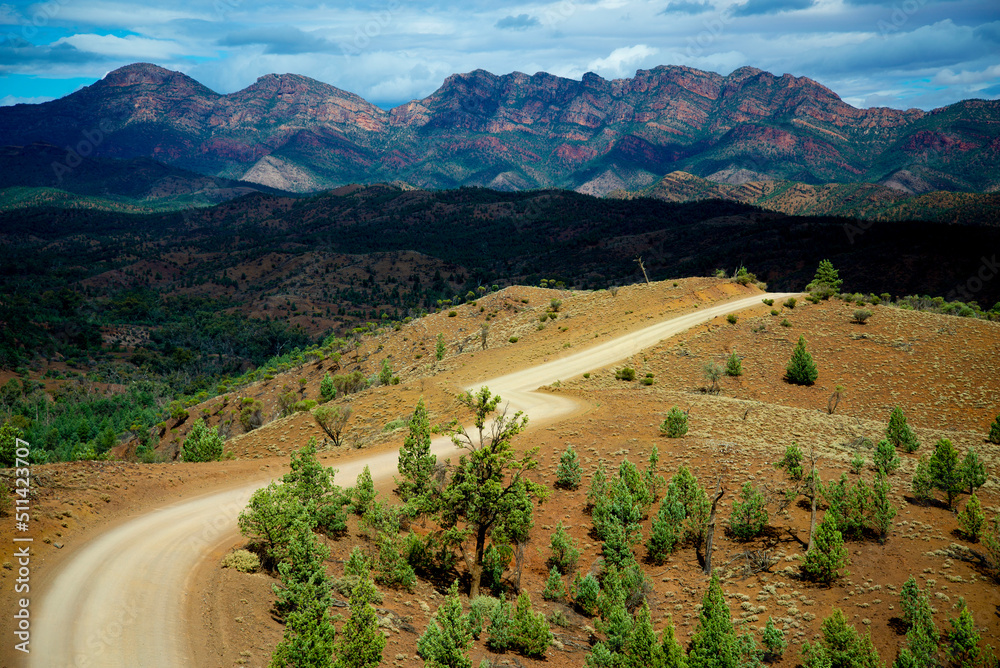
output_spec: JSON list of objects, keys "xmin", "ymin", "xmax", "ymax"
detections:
[{"xmin": 28, "ymin": 292, "xmax": 792, "ymax": 668}]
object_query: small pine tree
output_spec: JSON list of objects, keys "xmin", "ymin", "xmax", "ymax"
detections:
[
  {"xmin": 728, "ymin": 482, "xmax": 769, "ymax": 540},
  {"xmin": 911, "ymin": 456, "xmax": 934, "ymax": 505},
  {"xmin": 960, "ymin": 447, "xmax": 986, "ymax": 495},
  {"xmin": 646, "ymin": 496, "xmax": 685, "ymax": 564},
  {"xmin": 556, "ymin": 444, "xmax": 582, "ymax": 490},
  {"xmin": 334, "ymin": 575, "xmax": 385, "ymax": 668},
  {"xmin": 644, "ymin": 445, "xmax": 667, "ymax": 502},
  {"xmin": 806, "ymin": 259, "xmax": 843, "ymax": 299},
  {"xmin": 988, "ymin": 414, "xmax": 1000, "ymax": 445},
  {"xmin": 886, "ymin": 406, "xmax": 919, "ymax": 453},
  {"xmin": 929, "ymin": 438, "xmax": 964, "ymax": 508},
  {"xmin": 896, "ymin": 588, "xmax": 940, "ymax": 668},
  {"xmin": 542, "ymin": 566, "xmax": 565, "ymax": 601},
  {"xmin": 661, "ymin": 617, "xmax": 688, "ymax": 668},
  {"xmin": 785, "ymin": 335, "xmax": 818, "ymax": 385},
  {"xmin": 802, "ymin": 609, "xmax": 881, "ymax": 668},
  {"xmin": 180, "ymin": 418, "xmax": 225, "ymax": 462},
  {"xmin": 486, "ymin": 597, "xmax": 514, "ymax": 652},
  {"xmin": 573, "ymin": 573, "xmax": 600, "ymax": 616},
  {"xmin": 687, "ymin": 573, "xmax": 737, "ymax": 668},
  {"xmin": 725, "ymin": 351, "xmax": 743, "ymax": 377},
  {"xmin": 945, "ymin": 598, "xmax": 980, "ymax": 668},
  {"xmin": 379, "ymin": 358, "xmax": 393, "ymax": 386},
  {"xmin": 548, "ymin": 521, "xmax": 581, "ymax": 574},
  {"xmin": 627, "ymin": 602, "xmax": 667, "ymax": 667},
  {"xmin": 873, "ymin": 439, "xmax": 900, "ymax": 474},
  {"xmin": 957, "ymin": 493, "xmax": 986, "ymax": 541},
  {"xmin": 777, "ymin": 442, "xmax": 804, "ymax": 480},
  {"xmin": 344, "ymin": 546, "xmax": 370, "ymax": 577},
  {"xmin": 801, "ymin": 514, "xmax": 848, "ymax": 583},
  {"xmin": 660, "ymin": 406, "xmax": 688, "ymax": 437},
  {"xmin": 417, "ymin": 581, "xmax": 473, "ymax": 668},
  {"xmin": 586, "ymin": 461, "xmax": 609, "ymax": 511},
  {"xmin": 351, "ymin": 465, "xmax": 376, "ymax": 516},
  {"xmin": 898, "ymin": 576, "xmax": 922, "ymax": 625},
  {"xmin": 511, "ymin": 592, "xmax": 552, "ymax": 658},
  {"xmin": 762, "ymin": 617, "xmax": 786, "ymax": 662},
  {"xmin": 435, "ymin": 333, "xmax": 446, "ymax": 361},
  {"xmin": 870, "ymin": 471, "xmax": 896, "ymax": 543},
  {"xmin": 320, "ymin": 373, "xmax": 336, "ymax": 402},
  {"xmin": 396, "ymin": 398, "xmax": 437, "ymax": 511}
]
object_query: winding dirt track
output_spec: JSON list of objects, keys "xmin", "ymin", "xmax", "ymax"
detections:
[{"xmin": 30, "ymin": 292, "xmax": 793, "ymax": 668}]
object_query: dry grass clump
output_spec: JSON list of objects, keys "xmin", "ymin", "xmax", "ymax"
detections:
[{"xmin": 221, "ymin": 549, "xmax": 261, "ymax": 573}]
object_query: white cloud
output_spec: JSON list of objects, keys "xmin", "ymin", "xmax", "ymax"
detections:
[
  {"xmin": 932, "ymin": 63, "xmax": 1000, "ymax": 85},
  {"xmin": 1, "ymin": 94, "xmax": 54, "ymax": 106},
  {"xmin": 0, "ymin": 3, "xmax": 20, "ymax": 25},
  {"xmin": 586, "ymin": 44, "xmax": 659, "ymax": 77},
  {"xmin": 54, "ymin": 34, "xmax": 189, "ymax": 60}
]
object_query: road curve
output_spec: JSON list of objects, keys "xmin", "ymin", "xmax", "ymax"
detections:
[{"xmin": 30, "ymin": 292, "xmax": 793, "ymax": 668}]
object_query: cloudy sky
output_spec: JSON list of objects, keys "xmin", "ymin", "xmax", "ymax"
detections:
[{"xmin": 1, "ymin": 0, "xmax": 998, "ymax": 110}]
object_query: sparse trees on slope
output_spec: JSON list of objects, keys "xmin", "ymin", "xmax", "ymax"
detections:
[
  {"xmin": 785, "ymin": 335, "xmax": 818, "ymax": 385},
  {"xmin": 439, "ymin": 387, "xmax": 547, "ymax": 598}
]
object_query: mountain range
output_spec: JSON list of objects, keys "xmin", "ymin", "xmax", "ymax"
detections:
[{"xmin": 1, "ymin": 62, "xmax": 998, "ymax": 196}]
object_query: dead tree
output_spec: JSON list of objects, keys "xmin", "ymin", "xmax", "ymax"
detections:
[
  {"xmin": 636, "ymin": 256, "xmax": 650, "ymax": 284},
  {"xmin": 703, "ymin": 477, "xmax": 726, "ymax": 575}
]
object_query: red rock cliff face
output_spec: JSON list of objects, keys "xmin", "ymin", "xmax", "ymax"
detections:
[{"xmin": 0, "ymin": 62, "xmax": 995, "ymax": 194}]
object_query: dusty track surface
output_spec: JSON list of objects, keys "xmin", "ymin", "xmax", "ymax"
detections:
[{"xmin": 28, "ymin": 292, "xmax": 793, "ymax": 668}]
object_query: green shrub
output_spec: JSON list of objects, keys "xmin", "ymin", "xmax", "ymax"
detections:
[
  {"xmin": 508, "ymin": 336, "xmax": 518, "ymax": 343},
  {"xmin": 850, "ymin": 451, "xmax": 864, "ymax": 474},
  {"xmin": 556, "ymin": 445, "xmax": 582, "ymax": 490},
  {"xmin": 180, "ymin": 418, "xmax": 224, "ymax": 462},
  {"xmin": 780, "ymin": 318, "xmax": 792, "ymax": 327},
  {"xmin": 726, "ymin": 314, "xmax": 738, "ymax": 324},
  {"xmin": 801, "ymin": 609, "xmax": 881, "ymax": 668},
  {"xmin": 417, "ymin": 581, "xmax": 473, "ymax": 668},
  {"xmin": 911, "ymin": 456, "xmax": 934, "ymax": 504},
  {"xmin": 957, "ymin": 493, "xmax": 986, "ymax": 541},
  {"xmin": 886, "ymin": 406, "xmax": 919, "ymax": 453},
  {"xmin": 320, "ymin": 373, "xmax": 335, "ymax": 402},
  {"xmin": 660, "ymin": 406, "xmax": 688, "ymax": 438},
  {"xmin": 436, "ymin": 333, "xmax": 446, "ymax": 360},
  {"xmin": 725, "ymin": 351, "xmax": 743, "ymax": 376},
  {"xmin": 762, "ymin": 617, "xmax": 786, "ymax": 662},
  {"xmin": 468, "ymin": 596, "xmax": 499, "ymax": 640},
  {"xmin": 770, "ymin": 308, "xmax": 779, "ymax": 316},
  {"xmin": 929, "ymin": 438, "xmax": 964, "ymax": 508},
  {"xmin": 221, "ymin": 549, "xmax": 260, "ymax": 573},
  {"xmin": 615, "ymin": 366, "xmax": 636, "ymax": 381},
  {"xmin": 853, "ymin": 309, "xmax": 872, "ymax": 324},
  {"xmin": 239, "ymin": 399, "xmax": 264, "ymax": 432},
  {"xmin": 946, "ymin": 599, "xmax": 980, "ymax": 668},
  {"xmin": 989, "ymin": 415, "xmax": 1000, "ymax": 444},
  {"xmin": 784, "ymin": 297, "xmax": 797, "ymax": 309},
  {"xmin": 542, "ymin": 566, "xmax": 565, "ymax": 601},
  {"xmin": 777, "ymin": 442, "xmax": 804, "ymax": 479},
  {"xmin": 344, "ymin": 546, "xmax": 371, "ymax": 577},
  {"xmin": 572, "ymin": 573, "xmax": 600, "ymax": 616},
  {"xmin": 548, "ymin": 522, "xmax": 581, "ymax": 574},
  {"xmin": 351, "ymin": 465, "xmax": 376, "ymax": 516},
  {"xmin": 448, "ymin": 310, "xmax": 457, "ymax": 317},
  {"xmin": 785, "ymin": 335, "xmax": 818, "ymax": 385},
  {"xmin": 729, "ymin": 482, "xmax": 769, "ymax": 540},
  {"xmin": 762, "ymin": 298, "xmax": 774, "ymax": 306},
  {"xmin": 872, "ymin": 439, "xmax": 900, "ymax": 474},
  {"xmin": 800, "ymin": 514, "xmax": 848, "ymax": 583}
]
